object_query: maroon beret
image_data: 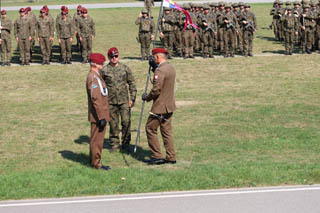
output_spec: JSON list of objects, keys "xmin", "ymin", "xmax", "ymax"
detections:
[
  {"xmin": 19, "ymin": 8, "xmax": 25, "ymax": 13},
  {"xmin": 77, "ymin": 5, "xmax": 82, "ymax": 10},
  {"xmin": 61, "ymin": 5, "xmax": 66, "ymax": 11},
  {"xmin": 81, "ymin": 7, "xmax": 88, "ymax": 14},
  {"xmin": 1, "ymin": 10, "xmax": 6, "ymax": 15},
  {"xmin": 40, "ymin": 8, "xmax": 46, "ymax": 14},
  {"xmin": 107, "ymin": 47, "xmax": 119, "ymax": 57},
  {"xmin": 90, "ymin": 53, "xmax": 106, "ymax": 64},
  {"xmin": 25, "ymin": 7, "xmax": 31, "ymax": 12},
  {"xmin": 152, "ymin": 48, "xmax": 168, "ymax": 55},
  {"xmin": 42, "ymin": 5, "xmax": 49, "ymax": 13}
]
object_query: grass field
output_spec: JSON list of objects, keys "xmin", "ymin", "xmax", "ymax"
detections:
[{"xmin": 0, "ymin": 4, "xmax": 319, "ymax": 200}]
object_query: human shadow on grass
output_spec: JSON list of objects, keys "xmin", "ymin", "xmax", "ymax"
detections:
[
  {"xmin": 256, "ymin": 35, "xmax": 283, "ymax": 43},
  {"xmin": 262, "ymin": 49, "xmax": 286, "ymax": 54},
  {"xmin": 59, "ymin": 150, "xmax": 90, "ymax": 167},
  {"xmin": 74, "ymin": 135, "xmax": 112, "ymax": 150}
]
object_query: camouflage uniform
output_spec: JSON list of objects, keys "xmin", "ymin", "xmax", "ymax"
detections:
[
  {"xmin": 0, "ymin": 16, "xmax": 13, "ymax": 65},
  {"xmin": 78, "ymin": 15, "xmax": 95, "ymax": 62},
  {"xmin": 160, "ymin": 9, "xmax": 176, "ymax": 58},
  {"xmin": 135, "ymin": 10, "xmax": 155, "ymax": 60},
  {"xmin": 216, "ymin": 5, "xmax": 225, "ymax": 54},
  {"xmin": 175, "ymin": 10, "xmax": 185, "ymax": 56},
  {"xmin": 73, "ymin": 10, "xmax": 82, "ymax": 51},
  {"xmin": 241, "ymin": 5, "xmax": 257, "ymax": 56},
  {"xmin": 222, "ymin": 6, "xmax": 239, "ymax": 57},
  {"xmin": 37, "ymin": 15, "xmax": 54, "ymax": 64},
  {"xmin": 270, "ymin": 2, "xmax": 280, "ymax": 40},
  {"xmin": 182, "ymin": 5, "xmax": 197, "ymax": 58},
  {"xmin": 282, "ymin": 8, "xmax": 299, "ymax": 54},
  {"xmin": 26, "ymin": 11, "xmax": 37, "ymax": 59},
  {"xmin": 14, "ymin": 15, "xmax": 34, "ymax": 65},
  {"xmin": 47, "ymin": 13, "xmax": 55, "ymax": 61},
  {"xmin": 200, "ymin": 7, "xmax": 217, "ymax": 57},
  {"xmin": 101, "ymin": 62, "xmax": 137, "ymax": 149},
  {"xmin": 56, "ymin": 14, "xmax": 75, "ymax": 63},
  {"xmin": 299, "ymin": 5, "xmax": 316, "ymax": 53},
  {"xmin": 144, "ymin": 0, "xmax": 154, "ymax": 17}
]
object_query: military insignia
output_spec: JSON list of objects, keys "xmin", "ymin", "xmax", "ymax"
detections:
[
  {"xmin": 154, "ymin": 75, "xmax": 159, "ymax": 80},
  {"xmin": 92, "ymin": 84, "xmax": 98, "ymax": 89}
]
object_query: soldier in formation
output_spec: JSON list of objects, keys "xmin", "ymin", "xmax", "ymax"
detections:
[
  {"xmin": 144, "ymin": 0, "xmax": 154, "ymax": 17},
  {"xmin": 0, "ymin": 10, "xmax": 13, "ymax": 66},
  {"xmin": 135, "ymin": 9, "xmax": 155, "ymax": 60}
]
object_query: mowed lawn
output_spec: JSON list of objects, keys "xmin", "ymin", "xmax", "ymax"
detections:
[{"xmin": 0, "ymin": 4, "xmax": 319, "ymax": 200}]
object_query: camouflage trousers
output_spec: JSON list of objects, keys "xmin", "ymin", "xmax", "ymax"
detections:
[
  {"xmin": 301, "ymin": 29, "xmax": 314, "ymax": 52},
  {"xmin": 315, "ymin": 29, "xmax": 320, "ymax": 50},
  {"xmin": 39, "ymin": 37, "xmax": 51, "ymax": 62},
  {"xmin": 81, "ymin": 36, "xmax": 93, "ymax": 61},
  {"xmin": 218, "ymin": 28, "xmax": 224, "ymax": 53},
  {"xmin": 284, "ymin": 31, "xmax": 295, "ymax": 54},
  {"xmin": 173, "ymin": 30, "xmax": 183, "ymax": 56},
  {"xmin": 243, "ymin": 30, "xmax": 254, "ymax": 55},
  {"xmin": 237, "ymin": 29, "xmax": 243, "ymax": 52},
  {"xmin": 276, "ymin": 19, "xmax": 284, "ymax": 40},
  {"xmin": 223, "ymin": 28, "xmax": 236, "ymax": 55},
  {"xmin": 139, "ymin": 32, "xmax": 152, "ymax": 58},
  {"xmin": 162, "ymin": 31, "xmax": 174, "ymax": 56},
  {"xmin": 60, "ymin": 38, "xmax": 72, "ymax": 61},
  {"xmin": 202, "ymin": 31, "xmax": 214, "ymax": 56},
  {"xmin": 183, "ymin": 30, "xmax": 195, "ymax": 57},
  {"xmin": 0, "ymin": 37, "xmax": 12, "ymax": 63},
  {"xmin": 18, "ymin": 38, "xmax": 31, "ymax": 62},
  {"xmin": 109, "ymin": 103, "xmax": 131, "ymax": 148},
  {"xmin": 272, "ymin": 19, "xmax": 279, "ymax": 40}
]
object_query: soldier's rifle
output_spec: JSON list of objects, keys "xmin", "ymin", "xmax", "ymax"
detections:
[
  {"xmin": 242, "ymin": 17, "xmax": 255, "ymax": 32},
  {"xmin": 134, "ymin": 0, "xmax": 164, "ymax": 153},
  {"xmin": 224, "ymin": 17, "xmax": 238, "ymax": 33},
  {"xmin": 202, "ymin": 19, "xmax": 215, "ymax": 33}
]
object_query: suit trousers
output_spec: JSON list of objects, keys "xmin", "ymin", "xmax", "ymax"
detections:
[
  {"xmin": 146, "ymin": 113, "xmax": 175, "ymax": 161},
  {"xmin": 90, "ymin": 122, "xmax": 107, "ymax": 169}
]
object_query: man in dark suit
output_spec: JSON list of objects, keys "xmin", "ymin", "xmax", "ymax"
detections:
[{"xmin": 142, "ymin": 48, "xmax": 177, "ymax": 165}]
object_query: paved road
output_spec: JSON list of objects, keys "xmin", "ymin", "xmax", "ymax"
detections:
[
  {"xmin": 1, "ymin": 185, "xmax": 320, "ymax": 213},
  {"xmin": 2, "ymin": 0, "xmax": 274, "ymax": 11}
]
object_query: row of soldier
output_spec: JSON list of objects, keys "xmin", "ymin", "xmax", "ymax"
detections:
[
  {"xmin": 0, "ymin": 5, "xmax": 95, "ymax": 66},
  {"xmin": 136, "ymin": 2, "xmax": 257, "ymax": 59},
  {"xmin": 270, "ymin": 0, "xmax": 320, "ymax": 54}
]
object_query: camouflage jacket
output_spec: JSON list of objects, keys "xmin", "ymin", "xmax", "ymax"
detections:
[
  {"xmin": 14, "ymin": 17, "xmax": 34, "ymax": 39},
  {"xmin": 56, "ymin": 17, "xmax": 75, "ymax": 39},
  {"xmin": 78, "ymin": 16, "xmax": 95, "ymax": 38},
  {"xmin": 101, "ymin": 62, "xmax": 137, "ymax": 105},
  {"xmin": 222, "ymin": 12, "xmax": 239, "ymax": 30},
  {"xmin": 299, "ymin": 11, "xmax": 316, "ymax": 30},
  {"xmin": 27, "ymin": 12, "xmax": 37, "ymax": 27},
  {"xmin": 240, "ymin": 11, "xmax": 257, "ymax": 31},
  {"xmin": 200, "ymin": 13, "xmax": 217, "ymax": 33},
  {"xmin": 160, "ymin": 13, "xmax": 176, "ymax": 32},
  {"xmin": 144, "ymin": 0, "xmax": 154, "ymax": 7},
  {"xmin": 37, "ymin": 16, "xmax": 54, "ymax": 38},
  {"xmin": 1, "ymin": 18, "xmax": 13, "ymax": 39},
  {"xmin": 135, "ymin": 16, "xmax": 155, "ymax": 33},
  {"xmin": 73, "ymin": 13, "xmax": 82, "ymax": 31},
  {"xmin": 282, "ymin": 14, "xmax": 298, "ymax": 32}
]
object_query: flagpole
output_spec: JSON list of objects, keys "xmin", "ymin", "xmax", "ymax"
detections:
[{"xmin": 152, "ymin": 0, "xmax": 165, "ymax": 48}]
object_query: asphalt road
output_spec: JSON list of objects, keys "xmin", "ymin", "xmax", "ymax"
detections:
[
  {"xmin": 2, "ymin": 0, "xmax": 274, "ymax": 11},
  {"xmin": 1, "ymin": 185, "xmax": 320, "ymax": 213}
]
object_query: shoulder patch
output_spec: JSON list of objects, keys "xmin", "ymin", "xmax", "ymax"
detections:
[{"xmin": 92, "ymin": 84, "xmax": 98, "ymax": 89}]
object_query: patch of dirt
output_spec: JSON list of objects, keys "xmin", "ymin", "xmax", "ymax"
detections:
[{"xmin": 176, "ymin": 100, "xmax": 199, "ymax": 108}]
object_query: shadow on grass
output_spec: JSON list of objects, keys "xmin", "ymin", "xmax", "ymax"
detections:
[
  {"xmin": 74, "ymin": 135, "xmax": 112, "ymax": 150},
  {"xmin": 59, "ymin": 150, "xmax": 90, "ymax": 167},
  {"xmin": 262, "ymin": 49, "xmax": 286, "ymax": 54}
]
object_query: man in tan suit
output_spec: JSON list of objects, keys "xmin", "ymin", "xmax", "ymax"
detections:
[
  {"xmin": 142, "ymin": 48, "xmax": 177, "ymax": 165},
  {"xmin": 86, "ymin": 53, "xmax": 111, "ymax": 170}
]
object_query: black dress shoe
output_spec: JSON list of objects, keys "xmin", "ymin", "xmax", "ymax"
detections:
[
  {"xmin": 144, "ymin": 158, "xmax": 166, "ymax": 165},
  {"xmin": 165, "ymin": 160, "xmax": 176, "ymax": 164},
  {"xmin": 100, "ymin": 165, "xmax": 111, "ymax": 171}
]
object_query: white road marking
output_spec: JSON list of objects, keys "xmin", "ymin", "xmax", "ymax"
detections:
[{"xmin": 1, "ymin": 186, "xmax": 320, "ymax": 208}]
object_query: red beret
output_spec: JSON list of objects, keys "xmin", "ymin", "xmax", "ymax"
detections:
[
  {"xmin": 40, "ymin": 8, "xmax": 46, "ymax": 14},
  {"xmin": 1, "ymin": 10, "xmax": 6, "ymax": 15},
  {"xmin": 107, "ymin": 47, "xmax": 119, "ymax": 57},
  {"xmin": 152, "ymin": 48, "xmax": 168, "ymax": 55},
  {"xmin": 42, "ymin": 5, "xmax": 49, "ymax": 13},
  {"xmin": 81, "ymin": 7, "xmax": 88, "ymax": 13},
  {"xmin": 61, "ymin": 5, "xmax": 66, "ymax": 11},
  {"xmin": 19, "ymin": 8, "xmax": 25, "ymax": 13},
  {"xmin": 90, "ymin": 53, "xmax": 106, "ymax": 64},
  {"xmin": 77, "ymin": 5, "xmax": 82, "ymax": 10},
  {"xmin": 25, "ymin": 7, "xmax": 31, "ymax": 12}
]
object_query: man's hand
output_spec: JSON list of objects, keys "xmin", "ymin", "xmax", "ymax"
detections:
[
  {"xmin": 295, "ymin": 31, "xmax": 298, "ymax": 36},
  {"xmin": 142, "ymin": 93, "xmax": 147, "ymax": 101},
  {"xmin": 37, "ymin": 37, "xmax": 40, "ymax": 42},
  {"xmin": 129, "ymin": 100, "xmax": 134, "ymax": 108},
  {"xmin": 159, "ymin": 32, "xmax": 164, "ymax": 38},
  {"xmin": 151, "ymin": 34, "xmax": 155, "ymax": 40},
  {"xmin": 91, "ymin": 35, "xmax": 94, "ymax": 40},
  {"xmin": 49, "ymin": 37, "xmax": 54, "ymax": 42},
  {"xmin": 98, "ymin": 119, "xmax": 106, "ymax": 132},
  {"xmin": 139, "ymin": 12, "xmax": 142, "ymax": 18},
  {"xmin": 70, "ymin": 37, "xmax": 73, "ymax": 43},
  {"xmin": 28, "ymin": 37, "xmax": 32, "ymax": 41},
  {"xmin": 80, "ymin": 36, "xmax": 82, "ymax": 41},
  {"xmin": 58, "ymin": 39, "xmax": 61, "ymax": 44},
  {"xmin": 16, "ymin": 37, "xmax": 19, "ymax": 42}
]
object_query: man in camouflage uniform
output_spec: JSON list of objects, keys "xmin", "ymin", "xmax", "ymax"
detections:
[
  {"xmin": 277, "ymin": 1, "xmax": 286, "ymax": 41},
  {"xmin": 241, "ymin": 4, "xmax": 257, "ymax": 56},
  {"xmin": 270, "ymin": 1, "xmax": 281, "ymax": 40},
  {"xmin": 100, "ymin": 47, "xmax": 137, "ymax": 152},
  {"xmin": 14, "ymin": 8, "xmax": 34, "ymax": 65},
  {"xmin": 282, "ymin": 7, "xmax": 299, "ymax": 54},
  {"xmin": 173, "ymin": 9, "xmax": 183, "ymax": 57},
  {"xmin": 216, "ymin": 2, "xmax": 226, "ymax": 54},
  {"xmin": 182, "ymin": 4, "xmax": 197, "ymax": 58},
  {"xmin": 135, "ymin": 9, "xmax": 155, "ymax": 60},
  {"xmin": 236, "ymin": 2, "xmax": 245, "ymax": 53},
  {"xmin": 0, "ymin": 10, "xmax": 13, "ymax": 66},
  {"xmin": 299, "ymin": 3, "xmax": 316, "ymax": 53},
  {"xmin": 56, "ymin": 8, "xmax": 75, "ymax": 64},
  {"xmin": 144, "ymin": 0, "xmax": 154, "ymax": 17},
  {"xmin": 311, "ymin": 1, "xmax": 319, "ymax": 50},
  {"xmin": 74, "ymin": 5, "xmax": 83, "ymax": 52},
  {"xmin": 200, "ymin": 5, "xmax": 217, "ymax": 58},
  {"xmin": 160, "ymin": 7, "xmax": 176, "ymax": 59},
  {"xmin": 222, "ymin": 3, "xmax": 239, "ymax": 57},
  {"xmin": 37, "ymin": 8, "xmax": 54, "ymax": 65},
  {"xmin": 78, "ymin": 8, "xmax": 95, "ymax": 63},
  {"xmin": 42, "ymin": 5, "xmax": 55, "ymax": 62},
  {"xmin": 25, "ymin": 7, "xmax": 37, "ymax": 60},
  {"xmin": 293, "ymin": 1, "xmax": 303, "ymax": 44}
]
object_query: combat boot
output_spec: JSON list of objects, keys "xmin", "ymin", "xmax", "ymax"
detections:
[
  {"xmin": 1, "ymin": 62, "xmax": 5, "ymax": 66},
  {"xmin": 21, "ymin": 60, "xmax": 25, "ymax": 66},
  {"xmin": 42, "ymin": 60, "xmax": 46, "ymax": 65},
  {"xmin": 25, "ymin": 60, "xmax": 30, "ymax": 65},
  {"xmin": 7, "ymin": 61, "xmax": 11, "ymax": 66},
  {"xmin": 67, "ymin": 60, "xmax": 72, "ymax": 64}
]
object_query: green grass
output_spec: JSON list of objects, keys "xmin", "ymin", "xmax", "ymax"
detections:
[{"xmin": 0, "ymin": 4, "xmax": 320, "ymax": 200}]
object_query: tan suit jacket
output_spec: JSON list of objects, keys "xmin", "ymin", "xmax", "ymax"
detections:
[
  {"xmin": 146, "ymin": 61, "xmax": 176, "ymax": 114},
  {"xmin": 86, "ymin": 70, "xmax": 111, "ymax": 123}
]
